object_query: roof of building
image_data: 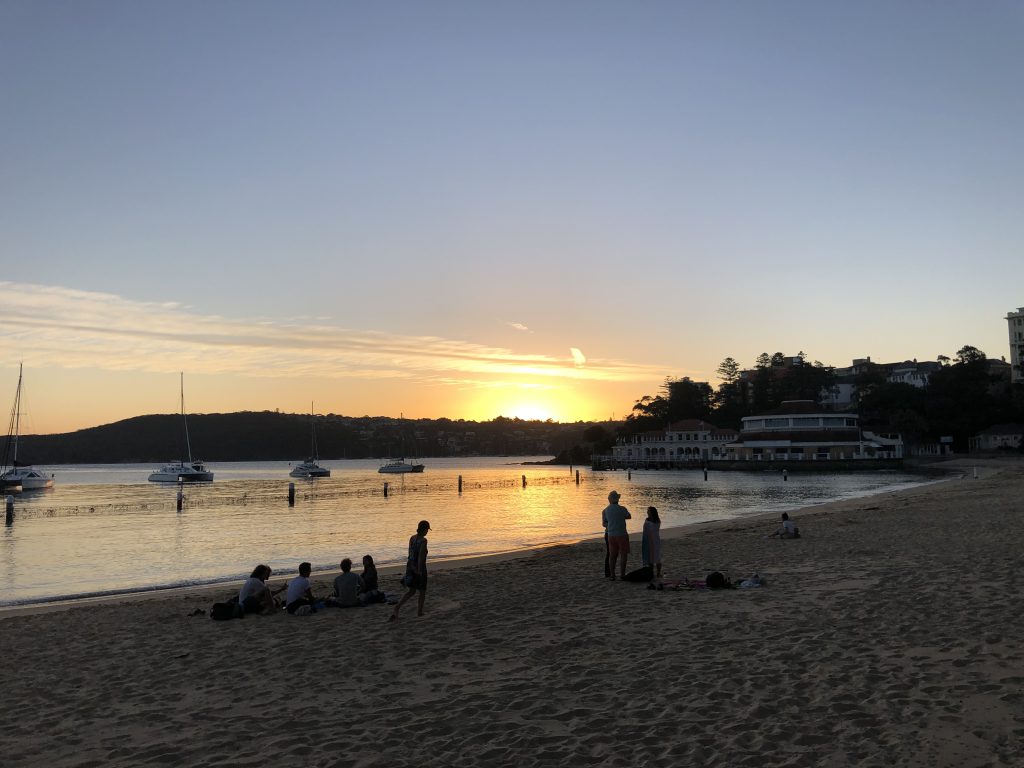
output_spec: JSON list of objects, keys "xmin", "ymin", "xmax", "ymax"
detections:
[
  {"xmin": 976, "ymin": 423, "xmax": 1024, "ymax": 436},
  {"xmin": 750, "ymin": 400, "xmax": 835, "ymax": 416},
  {"xmin": 667, "ymin": 419, "xmax": 719, "ymax": 431}
]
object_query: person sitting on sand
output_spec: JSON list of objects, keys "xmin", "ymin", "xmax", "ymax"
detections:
[
  {"xmin": 359, "ymin": 554, "xmax": 385, "ymax": 604},
  {"xmin": 239, "ymin": 564, "xmax": 283, "ymax": 615},
  {"xmin": 330, "ymin": 558, "xmax": 363, "ymax": 608},
  {"xmin": 390, "ymin": 520, "xmax": 430, "ymax": 621},
  {"xmin": 768, "ymin": 512, "xmax": 800, "ymax": 539},
  {"xmin": 285, "ymin": 562, "xmax": 317, "ymax": 614},
  {"xmin": 602, "ymin": 490, "xmax": 631, "ymax": 581},
  {"xmin": 641, "ymin": 506, "xmax": 662, "ymax": 580}
]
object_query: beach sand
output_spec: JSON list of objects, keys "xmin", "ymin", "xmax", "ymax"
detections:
[{"xmin": 1, "ymin": 457, "xmax": 1022, "ymax": 767}]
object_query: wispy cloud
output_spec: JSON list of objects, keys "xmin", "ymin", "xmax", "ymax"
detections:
[
  {"xmin": 507, "ymin": 321, "xmax": 531, "ymax": 332},
  {"xmin": 0, "ymin": 282, "xmax": 668, "ymax": 386}
]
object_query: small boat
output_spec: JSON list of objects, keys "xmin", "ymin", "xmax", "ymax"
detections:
[
  {"xmin": 290, "ymin": 403, "xmax": 330, "ymax": 478},
  {"xmin": 148, "ymin": 460, "xmax": 214, "ymax": 483},
  {"xmin": 1, "ymin": 364, "xmax": 55, "ymax": 491},
  {"xmin": 378, "ymin": 459, "xmax": 425, "ymax": 474},
  {"xmin": 149, "ymin": 373, "xmax": 213, "ymax": 483}
]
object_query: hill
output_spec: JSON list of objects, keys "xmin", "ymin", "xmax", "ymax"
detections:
[{"xmin": 6, "ymin": 411, "xmax": 613, "ymax": 465}]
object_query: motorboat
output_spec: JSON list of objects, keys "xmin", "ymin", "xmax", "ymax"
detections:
[
  {"xmin": 1, "ymin": 364, "xmax": 55, "ymax": 491},
  {"xmin": 290, "ymin": 403, "xmax": 330, "ymax": 478},
  {"xmin": 148, "ymin": 460, "xmax": 214, "ymax": 483},
  {"xmin": 148, "ymin": 373, "xmax": 214, "ymax": 483},
  {"xmin": 378, "ymin": 460, "xmax": 425, "ymax": 474}
]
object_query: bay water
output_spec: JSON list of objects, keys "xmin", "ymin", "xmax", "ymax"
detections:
[{"xmin": 0, "ymin": 458, "xmax": 933, "ymax": 606}]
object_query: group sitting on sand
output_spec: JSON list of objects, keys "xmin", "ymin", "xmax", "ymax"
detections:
[{"xmin": 230, "ymin": 519, "xmax": 432, "ymax": 620}]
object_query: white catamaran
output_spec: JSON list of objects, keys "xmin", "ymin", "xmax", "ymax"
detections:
[
  {"xmin": 148, "ymin": 373, "xmax": 213, "ymax": 483},
  {"xmin": 1, "ymin": 363, "xmax": 55, "ymax": 491},
  {"xmin": 290, "ymin": 403, "xmax": 330, "ymax": 478}
]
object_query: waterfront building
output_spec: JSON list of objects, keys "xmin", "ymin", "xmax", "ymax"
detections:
[
  {"xmin": 1008, "ymin": 307, "xmax": 1024, "ymax": 383},
  {"xmin": 969, "ymin": 423, "xmax": 1024, "ymax": 453},
  {"xmin": 724, "ymin": 400, "xmax": 903, "ymax": 461},
  {"xmin": 606, "ymin": 419, "xmax": 738, "ymax": 468}
]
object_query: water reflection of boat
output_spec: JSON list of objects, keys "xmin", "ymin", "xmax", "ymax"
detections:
[
  {"xmin": 290, "ymin": 403, "xmax": 330, "ymax": 478},
  {"xmin": 148, "ymin": 373, "xmax": 213, "ymax": 483},
  {"xmin": 378, "ymin": 460, "xmax": 425, "ymax": 474},
  {"xmin": 1, "ymin": 364, "xmax": 55, "ymax": 491}
]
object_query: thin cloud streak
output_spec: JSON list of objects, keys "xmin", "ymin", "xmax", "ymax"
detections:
[{"xmin": 0, "ymin": 283, "xmax": 668, "ymax": 386}]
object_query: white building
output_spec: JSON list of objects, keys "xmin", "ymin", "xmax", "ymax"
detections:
[
  {"xmin": 607, "ymin": 419, "xmax": 737, "ymax": 467},
  {"xmin": 1008, "ymin": 307, "xmax": 1024, "ymax": 384},
  {"xmin": 725, "ymin": 401, "xmax": 903, "ymax": 461}
]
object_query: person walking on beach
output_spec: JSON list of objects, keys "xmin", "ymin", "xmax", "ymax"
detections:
[
  {"xmin": 390, "ymin": 520, "xmax": 430, "ymax": 621},
  {"xmin": 641, "ymin": 506, "xmax": 662, "ymax": 580},
  {"xmin": 602, "ymin": 491, "xmax": 631, "ymax": 580}
]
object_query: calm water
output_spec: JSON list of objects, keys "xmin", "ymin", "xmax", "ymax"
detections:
[{"xmin": 0, "ymin": 458, "xmax": 933, "ymax": 605}]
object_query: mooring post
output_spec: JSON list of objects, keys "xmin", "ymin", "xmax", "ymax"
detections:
[
  {"xmin": 783, "ymin": 469, "xmax": 788, "ymax": 482},
  {"xmin": 575, "ymin": 469, "xmax": 580, "ymax": 485},
  {"xmin": 288, "ymin": 481, "xmax": 296, "ymax": 506},
  {"xmin": 458, "ymin": 475, "xmax": 463, "ymax": 494},
  {"xmin": 973, "ymin": 467, "xmax": 978, "ymax": 480},
  {"xmin": 5, "ymin": 495, "xmax": 13, "ymax": 526},
  {"xmin": 627, "ymin": 469, "xmax": 632, "ymax": 481},
  {"xmin": 383, "ymin": 482, "xmax": 389, "ymax": 498},
  {"xmin": 176, "ymin": 483, "xmax": 184, "ymax": 512},
  {"xmin": 522, "ymin": 474, "xmax": 527, "ymax": 488}
]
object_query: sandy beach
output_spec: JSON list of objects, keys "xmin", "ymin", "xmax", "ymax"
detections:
[{"xmin": 1, "ymin": 457, "xmax": 1022, "ymax": 767}]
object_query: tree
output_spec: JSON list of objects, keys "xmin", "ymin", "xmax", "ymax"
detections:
[
  {"xmin": 955, "ymin": 345, "xmax": 986, "ymax": 366},
  {"xmin": 664, "ymin": 377, "xmax": 713, "ymax": 421}
]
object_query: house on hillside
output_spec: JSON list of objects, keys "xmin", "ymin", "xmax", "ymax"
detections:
[
  {"xmin": 724, "ymin": 400, "xmax": 903, "ymax": 462},
  {"xmin": 969, "ymin": 423, "xmax": 1024, "ymax": 453}
]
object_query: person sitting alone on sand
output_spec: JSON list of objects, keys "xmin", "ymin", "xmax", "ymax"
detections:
[
  {"xmin": 602, "ymin": 490, "xmax": 631, "ymax": 581},
  {"xmin": 359, "ymin": 554, "xmax": 385, "ymax": 604},
  {"xmin": 330, "ymin": 558, "xmax": 363, "ymax": 608},
  {"xmin": 641, "ymin": 506, "xmax": 662, "ymax": 580},
  {"xmin": 285, "ymin": 562, "xmax": 317, "ymax": 614},
  {"xmin": 239, "ymin": 564, "xmax": 283, "ymax": 615},
  {"xmin": 768, "ymin": 512, "xmax": 800, "ymax": 539}
]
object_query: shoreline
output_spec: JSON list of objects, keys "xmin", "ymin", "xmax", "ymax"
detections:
[{"xmin": 0, "ymin": 461, "xmax": 969, "ymax": 617}]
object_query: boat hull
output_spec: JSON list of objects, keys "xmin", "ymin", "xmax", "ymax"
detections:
[
  {"xmin": 148, "ymin": 463, "xmax": 214, "ymax": 483},
  {"xmin": 290, "ymin": 463, "xmax": 330, "ymax": 478},
  {"xmin": 378, "ymin": 462, "xmax": 425, "ymax": 474}
]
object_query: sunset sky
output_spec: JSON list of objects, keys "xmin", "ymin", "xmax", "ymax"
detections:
[{"xmin": 2, "ymin": 2, "xmax": 1022, "ymax": 434}]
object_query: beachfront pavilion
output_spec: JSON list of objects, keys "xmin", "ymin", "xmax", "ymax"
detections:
[
  {"xmin": 608, "ymin": 419, "xmax": 738, "ymax": 467},
  {"xmin": 724, "ymin": 400, "xmax": 903, "ymax": 462}
]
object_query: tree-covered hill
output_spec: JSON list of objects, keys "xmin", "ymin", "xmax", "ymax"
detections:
[{"xmin": 6, "ymin": 412, "xmax": 613, "ymax": 465}]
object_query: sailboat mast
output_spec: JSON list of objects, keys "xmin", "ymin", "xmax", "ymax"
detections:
[
  {"xmin": 3, "ymin": 363, "xmax": 23, "ymax": 470},
  {"xmin": 310, "ymin": 401, "xmax": 316, "ymax": 459},
  {"xmin": 181, "ymin": 372, "xmax": 193, "ymax": 464}
]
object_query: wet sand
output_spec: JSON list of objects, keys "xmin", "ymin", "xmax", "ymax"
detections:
[{"xmin": 1, "ymin": 457, "xmax": 1022, "ymax": 767}]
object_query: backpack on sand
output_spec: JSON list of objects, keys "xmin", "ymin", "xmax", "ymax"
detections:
[{"xmin": 210, "ymin": 599, "xmax": 244, "ymax": 621}]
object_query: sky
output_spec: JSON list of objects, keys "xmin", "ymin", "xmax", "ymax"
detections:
[{"xmin": 1, "ymin": 1, "xmax": 1022, "ymax": 434}]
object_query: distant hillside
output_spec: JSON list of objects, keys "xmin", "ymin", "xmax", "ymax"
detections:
[{"xmin": 5, "ymin": 411, "xmax": 613, "ymax": 465}]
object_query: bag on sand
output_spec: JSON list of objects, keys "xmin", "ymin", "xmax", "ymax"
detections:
[
  {"xmin": 705, "ymin": 571, "xmax": 733, "ymax": 590},
  {"xmin": 210, "ymin": 599, "xmax": 244, "ymax": 621},
  {"xmin": 623, "ymin": 565, "xmax": 654, "ymax": 582}
]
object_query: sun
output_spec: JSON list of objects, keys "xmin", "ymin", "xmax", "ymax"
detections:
[{"xmin": 505, "ymin": 403, "xmax": 555, "ymax": 422}]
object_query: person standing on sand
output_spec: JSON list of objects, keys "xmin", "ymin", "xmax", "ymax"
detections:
[
  {"xmin": 390, "ymin": 520, "xmax": 430, "ymax": 621},
  {"xmin": 602, "ymin": 491, "xmax": 631, "ymax": 580},
  {"xmin": 641, "ymin": 506, "xmax": 662, "ymax": 579}
]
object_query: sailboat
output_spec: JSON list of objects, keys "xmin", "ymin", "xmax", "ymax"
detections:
[
  {"xmin": 148, "ymin": 373, "xmax": 213, "ymax": 483},
  {"xmin": 1, "ymin": 364, "xmax": 55, "ymax": 491},
  {"xmin": 290, "ymin": 403, "xmax": 330, "ymax": 478},
  {"xmin": 378, "ymin": 420, "xmax": 424, "ymax": 473}
]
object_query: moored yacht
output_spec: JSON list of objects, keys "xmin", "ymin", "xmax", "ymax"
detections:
[
  {"xmin": 1, "ymin": 364, "xmax": 55, "ymax": 491},
  {"xmin": 378, "ymin": 459, "xmax": 425, "ymax": 474},
  {"xmin": 148, "ymin": 373, "xmax": 214, "ymax": 483},
  {"xmin": 289, "ymin": 403, "xmax": 330, "ymax": 478}
]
